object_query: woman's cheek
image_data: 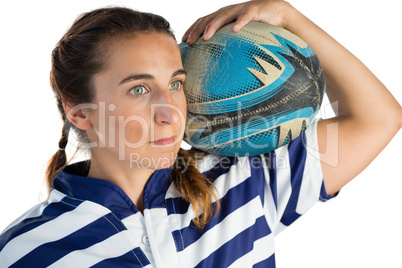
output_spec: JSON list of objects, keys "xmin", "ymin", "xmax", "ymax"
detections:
[{"xmin": 121, "ymin": 114, "xmax": 149, "ymax": 146}]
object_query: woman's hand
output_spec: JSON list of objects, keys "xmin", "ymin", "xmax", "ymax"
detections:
[{"xmin": 182, "ymin": 0, "xmax": 292, "ymax": 45}]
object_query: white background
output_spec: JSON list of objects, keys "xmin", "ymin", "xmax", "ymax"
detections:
[{"xmin": 0, "ymin": 0, "xmax": 401, "ymax": 267}]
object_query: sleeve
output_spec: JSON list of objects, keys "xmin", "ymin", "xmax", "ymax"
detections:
[{"xmin": 252, "ymin": 121, "xmax": 337, "ymax": 235}]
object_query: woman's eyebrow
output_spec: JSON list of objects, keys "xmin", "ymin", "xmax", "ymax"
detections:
[
  {"xmin": 118, "ymin": 70, "xmax": 186, "ymax": 86},
  {"xmin": 119, "ymin": 74, "xmax": 154, "ymax": 85},
  {"xmin": 172, "ymin": 69, "xmax": 186, "ymax": 77}
]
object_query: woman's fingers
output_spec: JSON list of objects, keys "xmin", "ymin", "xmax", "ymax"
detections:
[
  {"xmin": 182, "ymin": 0, "xmax": 289, "ymax": 45},
  {"xmin": 182, "ymin": 19, "xmax": 201, "ymax": 43},
  {"xmin": 182, "ymin": 16, "xmax": 211, "ymax": 44},
  {"xmin": 182, "ymin": 4, "xmax": 246, "ymax": 45},
  {"xmin": 232, "ymin": 4, "xmax": 260, "ymax": 32},
  {"xmin": 201, "ymin": 5, "xmax": 246, "ymax": 41}
]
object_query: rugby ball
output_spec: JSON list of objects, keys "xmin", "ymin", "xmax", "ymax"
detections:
[{"xmin": 179, "ymin": 21, "xmax": 325, "ymax": 156}]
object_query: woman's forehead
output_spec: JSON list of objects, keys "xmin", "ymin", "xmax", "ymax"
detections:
[{"xmin": 103, "ymin": 32, "xmax": 181, "ymax": 70}]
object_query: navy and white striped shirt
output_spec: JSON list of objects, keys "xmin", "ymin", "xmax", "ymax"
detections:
[{"xmin": 0, "ymin": 122, "xmax": 335, "ymax": 267}]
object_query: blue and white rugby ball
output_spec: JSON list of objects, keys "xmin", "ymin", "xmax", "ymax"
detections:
[{"xmin": 179, "ymin": 22, "xmax": 325, "ymax": 156}]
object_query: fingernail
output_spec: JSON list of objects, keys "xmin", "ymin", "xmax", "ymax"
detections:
[
  {"xmin": 187, "ymin": 34, "xmax": 192, "ymax": 44},
  {"xmin": 203, "ymin": 32, "xmax": 210, "ymax": 40}
]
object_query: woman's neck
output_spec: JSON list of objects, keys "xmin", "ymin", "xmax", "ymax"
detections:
[{"xmin": 87, "ymin": 149, "xmax": 155, "ymax": 213}]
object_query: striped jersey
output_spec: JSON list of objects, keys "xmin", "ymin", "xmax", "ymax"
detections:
[{"xmin": 0, "ymin": 122, "xmax": 335, "ymax": 267}]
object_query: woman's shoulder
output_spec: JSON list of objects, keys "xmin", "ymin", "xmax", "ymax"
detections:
[
  {"xmin": 0, "ymin": 190, "xmax": 66, "ymax": 264},
  {"xmin": 0, "ymin": 189, "xmax": 119, "ymax": 266}
]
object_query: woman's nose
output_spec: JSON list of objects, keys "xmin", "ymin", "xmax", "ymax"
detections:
[
  {"xmin": 153, "ymin": 93, "xmax": 182, "ymax": 125},
  {"xmin": 153, "ymin": 104, "xmax": 178, "ymax": 125}
]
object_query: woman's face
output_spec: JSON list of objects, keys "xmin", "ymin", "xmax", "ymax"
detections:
[{"xmin": 88, "ymin": 32, "xmax": 187, "ymax": 170}]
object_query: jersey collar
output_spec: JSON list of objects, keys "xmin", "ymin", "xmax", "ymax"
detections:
[{"xmin": 52, "ymin": 161, "xmax": 172, "ymax": 220}]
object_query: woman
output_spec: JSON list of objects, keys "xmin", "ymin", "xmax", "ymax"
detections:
[{"xmin": 0, "ymin": 0, "xmax": 401, "ymax": 267}]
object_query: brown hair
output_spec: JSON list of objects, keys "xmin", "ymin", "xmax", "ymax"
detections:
[{"xmin": 46, "ymin": 7, "xmax": 219, "ymax": 228}]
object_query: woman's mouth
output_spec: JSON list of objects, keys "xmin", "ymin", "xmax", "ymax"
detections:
[{"xmin": 150, "ymin": 135, "xmax": 176, "ymax": 146}]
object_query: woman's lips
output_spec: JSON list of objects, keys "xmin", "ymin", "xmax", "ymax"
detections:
[{"xmin": 150, "ymin": 136, "xmax": 176, "ymax": 146}]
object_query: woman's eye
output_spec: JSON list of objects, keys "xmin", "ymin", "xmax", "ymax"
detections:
[
  {"xmin": 169, "ymin": 81, "xmax": 182, "ymax": 90},
  {"xmin": 129, "ymin": 85, "xmax": 147, "ymax": 96}
]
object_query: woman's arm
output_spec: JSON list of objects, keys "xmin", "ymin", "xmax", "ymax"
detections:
[
  {"xmin": 183, "ymin": 0, "xmax": 402, "ymax": 195},
  {"xmin": 284, "ymin": 6, "xmax": 402, "ymax": 195}
]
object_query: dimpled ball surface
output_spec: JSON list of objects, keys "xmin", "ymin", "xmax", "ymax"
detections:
[{"xmin": 180, "ymin": 21, "xmax": 325, "ymax": 156}]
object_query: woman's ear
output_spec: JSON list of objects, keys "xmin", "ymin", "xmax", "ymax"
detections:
[{"xmin": 62, "ymin": 101, "xmax": 92, "ymax": 130}]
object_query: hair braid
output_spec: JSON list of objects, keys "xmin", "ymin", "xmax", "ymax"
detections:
[
  {"xmin": 172, "ymin": 149, "xmax": 220, "ymax": 229},
  {"xmin": 45, "ymin": 98, "xmax": 71, "ymax": 190}
]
